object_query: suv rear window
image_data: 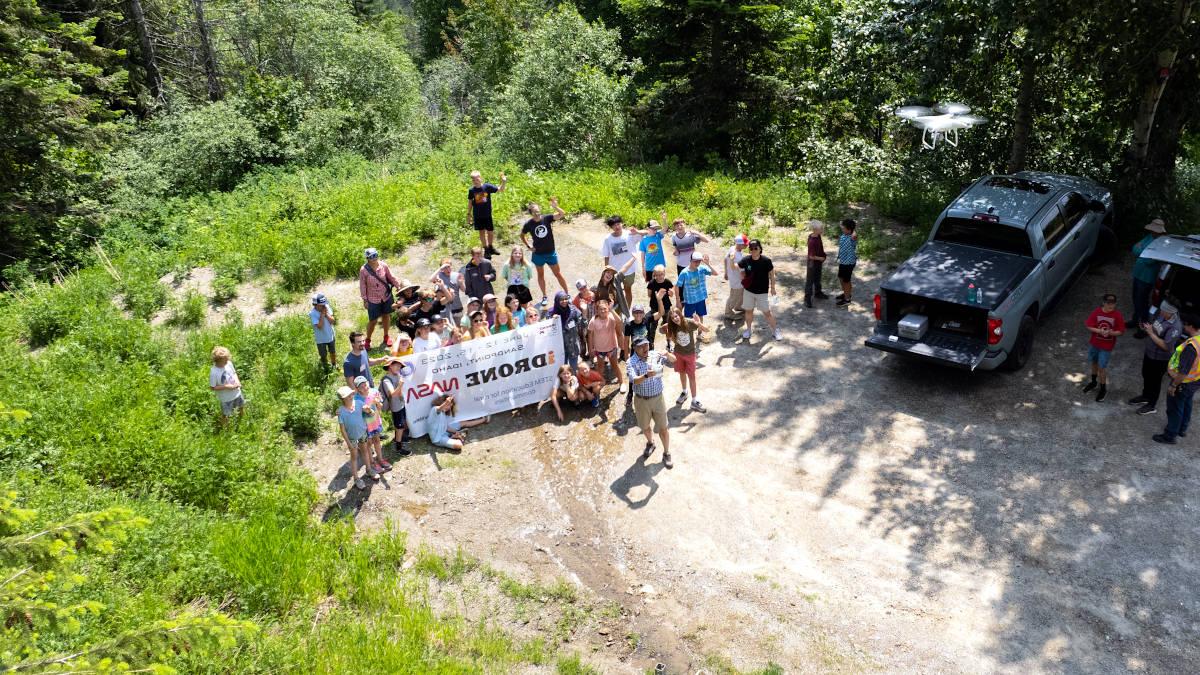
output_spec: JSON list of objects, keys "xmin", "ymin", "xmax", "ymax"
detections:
[{"xmin": 932, "ymin": 217, "xmax": 1034, "ymax": 257}]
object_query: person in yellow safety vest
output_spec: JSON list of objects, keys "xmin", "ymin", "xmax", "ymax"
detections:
[{"xmin": 1154, "ymin": 312, "xmax": 1200, "ymax": 445}]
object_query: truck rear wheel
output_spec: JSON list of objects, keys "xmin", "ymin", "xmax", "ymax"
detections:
[{"xmin": 1001, "ymin": 315, "xmax": 1036, "ymax": 371}]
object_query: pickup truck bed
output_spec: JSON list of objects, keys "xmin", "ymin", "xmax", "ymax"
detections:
[{"xmin": 882, "ymin": 241, "xmax": 1036, "ymax": 309}]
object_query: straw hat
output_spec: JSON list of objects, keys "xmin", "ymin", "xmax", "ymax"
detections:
[{"xmin": 1145, "ymin": 218, "xmax": 1166, "ymax": 234}]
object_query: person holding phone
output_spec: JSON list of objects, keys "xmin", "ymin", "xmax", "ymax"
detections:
[{"xmin": 626, "ymin": 336, "xmax": 677, "ymax": 469}]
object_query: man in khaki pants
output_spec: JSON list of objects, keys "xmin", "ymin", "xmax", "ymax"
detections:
[
  {"xmin": 626, "ymin": 337, "xmax": 676, "ymax": 468},
  {"xmin": 723, "ymin": 234, "xmax": 748, "ymax": 321}
]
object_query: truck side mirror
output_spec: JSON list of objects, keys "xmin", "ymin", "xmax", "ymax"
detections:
[{"xmin": 1088, "ymin": 199, "xmax": 1105, "ymax": 212}]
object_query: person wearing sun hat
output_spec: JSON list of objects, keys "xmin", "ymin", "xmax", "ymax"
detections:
[
  {"xmin": 358, "ymin": 247, "xmax": 401, "ymax": 350},
  {"xmin": 336, "ymin": 384, "xmax": 373, "ymax": 490},
  {"xmin": 309, "ymin": 292, "xmax": 337, "ymax": 370},
  {"xmin": 1131, "ymin": 218, "xmax": 1168, "ymax": 336},
  {"xmin": 724, "ymin": 233, "xmax": 750, "ymax": 319},
  {"xmin": 378, "ymin": 356, "xmax": 412, "ymax": 457}
]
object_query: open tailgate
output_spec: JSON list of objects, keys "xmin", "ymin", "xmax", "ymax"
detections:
[{"xmin": 865, "ymin": 328, "xmax": 988, "ymax": 371}]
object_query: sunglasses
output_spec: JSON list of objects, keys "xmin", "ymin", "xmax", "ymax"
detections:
[{"xmin": 473, "ymin": 318, "xmax": 486, "ymax": 323}]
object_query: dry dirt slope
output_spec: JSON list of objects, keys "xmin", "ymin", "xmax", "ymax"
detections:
[{"xmin": 280, "ymin": 213, "xmax": 1197, "ymax": 674}]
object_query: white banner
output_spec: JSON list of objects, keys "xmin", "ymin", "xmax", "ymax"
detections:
[{"xmin": 401, "ymin": 318, "xmax": 564, "ymax": 438}]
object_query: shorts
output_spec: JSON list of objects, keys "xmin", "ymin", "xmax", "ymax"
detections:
[
  {"xmin": 367, "ymin": 428, "xmax": 382, "ymax": 438},
  {"xmin": 673, "ymin": 351, "xmax": 696, "ymax": 375},
  {"xmin": 1088, "ymin": 345, "xmax": 1113, "ymax": 369},
  {"xmin": 742, "ymin": 291, "xmax": 770, "ymax": 313},
  {"xmin": 532, "ymin": 251, "xmax": 559, "ymax": 267},
  {"xmin": 682, "ymin": 300, "xmax": 707, "ymax": 318},
  {"xmin": 507, "ymin": 283, "xmax": 533, "ymax": 306},
  {"xmin": 317, "ymin": 341, "xmax": 335, "ymax": 360},
  {"xmin": 620, "ymin": 272, "xmax": 636, "ymax": 290},
  {"xmin": 220, "ymin": 395, "xmax": 245, "ymax": 417},
  {"xmin": 391, "ymin": 409, "xmax": 407, "ymax": 436},
  {"xmin": 345, "ymin": 434, "xmax": 366, "ymax": 448},
  {"xmin": 366, "ymin": 297, "xmax": 394, "ymax": 321},
  {"xmin": 593, "ymin": 348, "xmax": 618, "ymax": 361},
  {"xmin": 633, "ymin": 393, "xmax": 668, "ymax": 434},
  {"xmin": 837, "ymin": 263, "xmax": 856, "ymax": 282},
  {"xmin": 473, "ymin": 216, "xmax": 494, "ymax": 231}
]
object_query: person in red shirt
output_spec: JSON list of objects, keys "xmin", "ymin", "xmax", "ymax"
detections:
[
  {"xmin": 1083, "ymin": 293, "xmax": 1126, "ymax": 402},
  {"xmin": 804, "ymin": 221, "xmax": 828, "ymax": 308}
]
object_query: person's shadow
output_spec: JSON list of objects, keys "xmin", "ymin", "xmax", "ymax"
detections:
[{"xmin": 610, "ymin": 455, "xmax": 663, "ymax": 509}]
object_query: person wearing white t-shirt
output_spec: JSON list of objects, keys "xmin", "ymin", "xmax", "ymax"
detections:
[
  {"xmin": 723, "ymin": 234, "xmax": 749, "ymax": 321},
  {"xmin": 208, "ymin": 346, "xmax": 244, "ymax": 426},
  {"xmin": 412, "ymin": 318, "xmax": 442, "ymax": 353},
  {"xmin": 601, "ymin": 215, "xmax": 643, "ymax": 310}
]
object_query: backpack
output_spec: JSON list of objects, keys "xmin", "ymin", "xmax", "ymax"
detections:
[{"xmin": 379, "ymin": 373, "xmax": 399, "ymax": 406}]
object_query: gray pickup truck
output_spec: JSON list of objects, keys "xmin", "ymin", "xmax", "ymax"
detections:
[{"xmin": 865, "ymin": 172, "xmax": 1114, "ymax": 371}]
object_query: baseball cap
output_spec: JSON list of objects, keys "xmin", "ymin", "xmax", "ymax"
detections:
[
  {"xmin": 632, "ymin": 336, "xmax": 650, "ymax": 348},
  {"xmin": 691, "ymin": 251, "xmax": 704, "ymax": 261},
  {"xmin": 734, "ymin": 234, "xmax": 749, "ymax": 246},
  {"xmin": 574, "ymin": 279, "xmax": 588, "ymax": 290},
  {"xmin": 311, "ymin": 293, "xmax": 327, "ymax": 305},
  {"xmin": 364, "ymin": 247, "xmax": 379, "ymax": 260},
  {"xmin": 353, "ymin": 376, "xmax": 369, "ymax": 387},
  {"xmin": 337, "ymin": 386, "xmax": 355, "ymax": 399},
  {"xmin": 647, "ymin": 220, "xmax": 661, "ymax": 230},
  {"xmin": 467, "ymin": 296, "xmax": 480, "ymax": 305},
  {"xmin": 652, "ymin": 264, "xmax": 666, "ymax": 273},
  {"xmin": 416, "ymin": 318, "xmax": 431, "ymax": 328},
  {"xmin": 631, "ymin": 304, "xmax": 645, "ymax": 313},
  {"xmin": 482, "ymin": 293, "xmax": 497, "ymax": 302},
  {"xmin": 432, "ymin": 313, "xmax": 446, "ymax": 322}
]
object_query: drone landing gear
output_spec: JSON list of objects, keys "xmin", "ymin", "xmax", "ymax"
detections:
[{"xmin": 921, "ymin": 127, "xmax": 959, "ymax": 150}]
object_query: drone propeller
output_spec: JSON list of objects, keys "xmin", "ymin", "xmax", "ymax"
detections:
[
  {"xmin": 935, "ymin": 101, "xmax": 972, "ymax": 115},
  {"xmin": 895, "ymin": 105, "xmax": 935, "ymax": 120},
  {"xmin": 955, "ymin": 114, "xmax": 988, "ymax": 126}
]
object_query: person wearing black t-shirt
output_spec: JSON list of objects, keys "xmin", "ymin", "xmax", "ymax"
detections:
[
  {"xmin": 737, "ymin": 239, "xmax": 781, "ymax": 342},
  {"xmin": 520, "ymin": 197, "xmax": 570, "ymax": 306},
  {"xmin": 645, "ymin": 264, "xmax": 673, "ymax": 350},
  {"xmin": 467, "ymin": 170, "xmax": 506, "ymax": 257}
]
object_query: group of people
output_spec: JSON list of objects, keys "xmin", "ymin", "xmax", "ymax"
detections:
[
  {"xmin": 1081, "ymin": 217, "xmax": 1199, "ymax": 445},
  {"xmin": 208, "ymin": 173, "xmax": 1195, "ymax": 493}
]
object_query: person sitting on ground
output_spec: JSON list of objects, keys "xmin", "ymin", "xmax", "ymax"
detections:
[
  {"xmin": 337, "ymin": 385, "xmax": 374, "ymax": 490},
  {"xmin": 548, "ymin": 365, "xmax": 582, "ymax": 422},
  {"xmin": 427, "ymin": 394, "xmax": 490, "ymax": 452},
  {"xmin": 662, "ymin": 306, "xmax": 709, "ymax": 412},
  {"xmin": 353, "ymin": 375, "xmax": 389, "ymax": 475},
  {"xmin": 209, "ymin": 346, "xmax": 244, "ymax": 427},
  {"xmin": 412, "ymin": 318, "xmax": 442, "ymax": 353},
  {"xmin": 576, "ymin": 361, "xmax": 604, "ymax": 407},
  {"xmin": 310, "ymin": 293, "xmax": 337, "ymax": 370},
  {"xmin": 378, "ymin": 356, "xmax": 411, "ymax": 457},
  {"xmin": 588, "ymin": 298, "xmax": 626, "ymax": 393}
]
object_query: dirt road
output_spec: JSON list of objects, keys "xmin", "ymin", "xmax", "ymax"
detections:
[{"xmin": 301, "ymin": 214, "xmax": 1200, "ymax": 673}]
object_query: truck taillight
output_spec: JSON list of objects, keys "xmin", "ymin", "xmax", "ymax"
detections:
[
  {"xmin": 873, "ymin": 293, "xmax": 882, "ymax": 320},
  {"xmin": 987, "ymin": 317, "xmax": 1003, "ymax": 345},
  {"xmin": 1150, "ymin": 277, "xmax": 1164, "ymax": 306}
]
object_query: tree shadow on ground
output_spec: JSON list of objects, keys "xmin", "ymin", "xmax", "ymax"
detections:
[{"xmin": 696, "ymin": 260, "xmax": 1199, "ymax": 673}]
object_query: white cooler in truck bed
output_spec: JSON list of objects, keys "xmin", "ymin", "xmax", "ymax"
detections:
[{"xmin": 898, "ymin": 313, "xmax": 929, "ymax": 340}]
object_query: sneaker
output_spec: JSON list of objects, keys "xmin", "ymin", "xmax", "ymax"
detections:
[
  {"xmin": 676, "ymin": 391, "xmax": 688, "ymax": 405},
  {"xmin": 364, "ymin": 339, "xmax": 372, "ymax": 350},
  {"xmin": 815, "ymin": 292, "xmax": 830, "ymax": 300},
  {"xmin": 538, "ymin": 296, "xmax": 549, "ymax": 308},
  {"xmin": 1082, "ymin": 380, "xmax": 1097, "ymax": 393},
  {"xmin": 354, "ymin": 477, "xmax": 366, "ymax": 490},
  {"xmin": 835, "ymin": 298, "xmax": 850, "ymax": 307},
  {"xmin": 395, "ymin": 443, "xmax": 411, "ymax": 457},
  {"xmin": 741, "ymin": 329, "xmax": 751, "ymax": 340},
  {"xmin": 1095, "ymin": 386, "xmax": 1107, "ymax": 402},
  {"xmin": 591, "ymin": 397, "xmax": 600, "ymax": 409},
  {"xmin": 368, "ymin": 467, "xmax": 380, "ymax": 480},
  {"xmin": 835, "ymin": 293, "xmax": 845, "ymax": 301},
  {"xmin": 642, "ymin": 442, "xmax": 655, "ymax": 460},
  {"xmin": 773, "ymin": 330, "xmax": 782, "ymax": 341},
  {"xmin": 805, "ymin": 300, "xmax": 814, "ymax": 309},
  {"xmin": 618, "ymin": 382, "xmax": 627, "ymax": 394},
  {"xmin": 1127, "ymin": 395, "xmax": 1149, "ymax": 405},
  {"xmin": 378, "ymin": 459, "xmax": 392, "ymax": 471},
  {"xmin": 662, "ymin": 453, "xmax": 674, "ymax": 469},
  {"xmin": 1152, "ymin": 433, "xmax": 1177, "ymax": 445},
  {"xmin": 384, "ymin": 334, "xmax": 393, "ymax": 347},
  {"xmin": 691, "ymin": 400, "xmax": 706, "ymax": 412},
  {"xmin": 1136, "ymin": 403, "xmax": 1157, "ymax": 415}
]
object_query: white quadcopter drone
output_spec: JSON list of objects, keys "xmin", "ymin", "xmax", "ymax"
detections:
[{"xmin": 895, "ymin": 102, "xmax": 988, "ymax": 150}]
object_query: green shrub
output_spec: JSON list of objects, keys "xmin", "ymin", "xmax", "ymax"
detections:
[
  {"xmin": 211, "ymin": 275, "xmax": 238, "ymax": 305},
  {"xmin": 491, "ymin": 7, "xmax": 632, "ymax": 169},
  {"xmin": 279, "ymin": 390, "xmax": 321, "ymax": 441},
  {"xmin": 170, "ymin": 290, "xmax": 208, "ymax": 327},
  {"xmin": 264, "ymin": 283, "xmax": 293, "ymax": 314}
]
